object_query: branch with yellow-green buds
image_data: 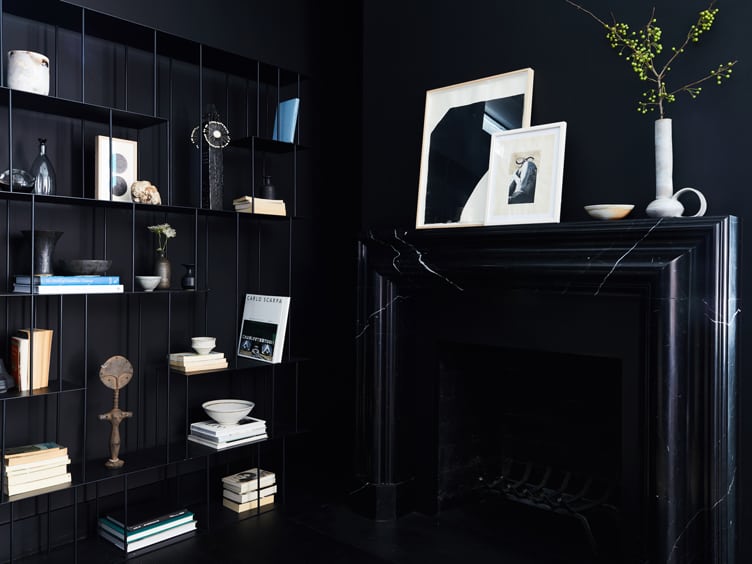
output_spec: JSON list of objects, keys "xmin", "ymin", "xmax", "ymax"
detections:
[{"xmin": 566, "ymin": 0, "xmax": 738, "ymax": 119}]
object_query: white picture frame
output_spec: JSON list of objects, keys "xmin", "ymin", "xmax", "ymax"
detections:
[
  {"xmin": 484, "ymin": 121, "xmax": 567, "ymax": 226},
  {"xmin": 95, "ymin": 135, "xmax": 138, "ymax": 202},
  {"xmin": 415, "ymin": 68, "xmax": 534, "ymax": 229}
]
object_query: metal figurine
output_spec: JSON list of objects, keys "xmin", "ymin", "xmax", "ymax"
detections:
[{"xmin": 98, "ymin": 355, "xmax": 134, "ymax": 469}]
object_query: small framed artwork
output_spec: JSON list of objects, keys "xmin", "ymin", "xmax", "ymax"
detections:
[
  {"xmin": 484, "ymin": 121, "xmax": 567, "ymax": 226},
  {"xmin": 95, "ymin": 135, "xmax": 138, "ymax": 202},
  {"xmin": 415, "ymin": 68, "xmax": 534, "ymax": 229}
]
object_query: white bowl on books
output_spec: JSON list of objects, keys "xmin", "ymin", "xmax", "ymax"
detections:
[
  {"xmin": 136, "ymin": 275, "xmax": 161, "ymax": 292},
  {"xmin": 203, "ymin": 399, "xmax": 255, "ymax": 425},
  {"xmin": 191, "ymin": 336, "xmax": 216, "ymax": 355}
]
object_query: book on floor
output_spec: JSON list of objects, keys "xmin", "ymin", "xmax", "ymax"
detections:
[
  {"xmin": 189, "ymin": 416, "xmax": 266, "ymax": 439},
  {"xmin": 98, "ymin": 519, "xmax": 197, "ymax": 553},
  {"xmin": 98, "ymin": 511, "xmax": 195, "ymax": 542},
  {"xmin": 222, "ymin": 493, "xmax": 275, "ymax": 513},
  {"xmin": 237, "ymin": 293, "xmax": 290, "ymax": 364},
  {"xmin": 222, "ymin": 483, "xmax": 277, "ymax": 504},
  {"xmin": 9, "ymin": 328, "xmax": 53, "ymax": 391},
  {"xmin": 105, "ymin": 507, "xmax": 193, "ymax": 532},
  {"xmin": 187, "ymin": 432, "xmax": 268, "ymax": 451},
  {"xmin": 221, "ymin": 467, "xmax": 276, "ymax": 493}
]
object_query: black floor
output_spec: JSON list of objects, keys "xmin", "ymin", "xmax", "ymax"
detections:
[{"xmin": 114, "ymin": 491, "xmax": 611, "ymax": 564}]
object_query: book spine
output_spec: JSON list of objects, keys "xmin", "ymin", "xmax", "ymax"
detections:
[
  {"xmin": 14, "ymin": 275, "xmax": 121, "ymax": 285},
  {"xmin": 106, "ymin": 508, "xmax": 191, "ymax": 532}
]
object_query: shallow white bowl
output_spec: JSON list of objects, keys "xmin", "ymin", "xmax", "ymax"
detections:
[
  {"xmin": 191, "ymin": 336, "xmax": 216, "ymax": 355},
  {"xmin": 136, "ymin": 275, "xmax": 161, "ymax": 292},
  {"xmin": 202, "ymin": 399, "xmax": 255, "ymax": 425},
  {"xmin": 584, "ymin": 204, "xmax": 634, "ymax": 220}
]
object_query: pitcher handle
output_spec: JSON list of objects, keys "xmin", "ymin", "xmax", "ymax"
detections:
[{"xmin": 673, "ymin": 187, "xmax": 707, "ymax": 217}]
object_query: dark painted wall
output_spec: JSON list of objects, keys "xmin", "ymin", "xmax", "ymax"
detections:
[{"xmin": 362, "ymin": 0, "xmax": 749, "ymax": 560}]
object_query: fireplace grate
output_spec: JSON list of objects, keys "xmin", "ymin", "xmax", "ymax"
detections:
[{"xmin": 480, "ymin": 457, "xmax": 619, "ymax": 556}]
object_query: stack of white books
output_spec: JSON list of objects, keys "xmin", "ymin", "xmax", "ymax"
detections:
[
  {"xmin": 221, "ymin": 467, "xmax": 276, "ymax": 512},
  {"xmin": 13, "ymin": 274, "xmax": 123, "ymax": 294},
  {"xmin": 187, "ymin": 416, "xmax": 267, "ymax": 450},
  {"xmin": 168, "ymin": 351, "xmax": 228, "ymax": 374},
  {"xmin": 98, "ymin": 507, "xmax": 197, "ymax": 553},
  {"xmin": 3, "ymin": 442, "xmax": 71, "ymax": 497}
]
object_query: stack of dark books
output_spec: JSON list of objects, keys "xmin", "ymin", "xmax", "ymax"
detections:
[{"xmin": 98, "ymin": 507, "xmax": 197, "ymax": 553}]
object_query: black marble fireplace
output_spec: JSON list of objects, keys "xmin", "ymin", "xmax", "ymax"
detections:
[{"xmin": 353, "ymin": 216, "xmax": 738, "ymax": 564}]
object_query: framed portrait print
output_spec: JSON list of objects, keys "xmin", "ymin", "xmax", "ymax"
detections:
[
  {"xmin": 415, "ymin": 68, "xmax": 534, "ymax": 229},
  {"xmin": 484, "ymin": 121, "xmax": 567, "ymax": 226},
  {"xmin": 95, "ymin": 135, "xmax": 138, "ymax": 202}
]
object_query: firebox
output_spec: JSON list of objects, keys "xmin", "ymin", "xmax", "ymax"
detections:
[{"xmin": 353, "ymin": 217, "xmax": 738, "ymax": 564}]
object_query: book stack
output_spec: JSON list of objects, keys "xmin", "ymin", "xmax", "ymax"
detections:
[
  {"xmin": 233, "ymin": 195, "xmax": 286, "ymax": 216},
  {"xmin": 168, "ymin": 351, "xmax": 228, "ymax": 374},
  {"xmin": 187, "ymin": 416, "xmax": 267, "ymax": 450},
  {"xmin": 9, "ymin": 328, "xmax": 53, "ymax": 391},
  {"xmin": 13, "ymin": 274, "xmax": 123, "ymax": 294},
  {"xmin": 98, "ymin": 507, "xmax": 197, "ymax": 553},
  {"xmin": 221, "ymin": 467, "xmax": 276, "ymax": 513},
  {"xmin": 3, "ymin": 442, "xmax": 71, "ymax": 497}
]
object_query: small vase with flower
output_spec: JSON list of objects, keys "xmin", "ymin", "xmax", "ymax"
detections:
[{"xmin": 147, "ymin": 223, "xmax": 176, "ymax": 289}]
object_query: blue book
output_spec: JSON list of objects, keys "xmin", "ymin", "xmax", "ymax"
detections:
[
  {"xmin": 14, "ymin": 275, "xmax": 120, "ymax": 285},
  {"xmin": 271, "ymin": 97, "xmax": 300, "ymax": 143}
]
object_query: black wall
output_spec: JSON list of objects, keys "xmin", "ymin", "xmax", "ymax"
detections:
[{"xmin": 362, "ymin": 0, "xmax": 750, "ymax": 560}]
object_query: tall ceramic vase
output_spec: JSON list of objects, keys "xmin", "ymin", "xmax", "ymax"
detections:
[
  {"xmin": 21, "ymin": 229, "xmax": 63, "ymax": 275},
  {"xmin": 155, "ymin": 251, "xmax": 171, "ymax": 290},
  {"xmin": 645, "ymin": 118, "xmax": 708, "ymax": 218}
]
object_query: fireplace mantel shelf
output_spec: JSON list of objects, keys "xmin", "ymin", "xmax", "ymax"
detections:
[{"xmin": 355, "ymin": 215, "xmax": 739, "ymax": 564}]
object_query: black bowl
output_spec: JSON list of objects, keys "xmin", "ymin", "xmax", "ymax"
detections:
[{"xmin": 59, "ymin": 259, "xmax": 112, "ymax": 275}]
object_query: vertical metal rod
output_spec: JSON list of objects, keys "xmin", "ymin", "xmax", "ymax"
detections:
[
  {"xmin": 152, "ymin": 30, "xmax": 157, "ymax": 117},
  {"xmin": 0, "ymin": 0, "xmax": 4, "ymax": 86},
  {"xmin": 168, "ymin": 57, "xmax": 173, "ymax": 206},
  {"xmin": 81, "ymin": 8, "xmax": 85, "ymax": 103},
  {"xmin": 54, "ymin": 25, "xmax": 59, "ymax": 97},
  {"xmin": 124, "ymin": 45, "xmax": 128, "ymax": 111},
  {"xmin": 81, "ymin": 297, "xmax": 88, "ymax": 483},
  {"xmin": 123, "ymin": 475, "xmax": 129, "ymax": 550}
]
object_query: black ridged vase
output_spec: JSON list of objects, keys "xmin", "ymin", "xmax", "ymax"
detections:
[{"xmin": 21, "ymin": 229, "xmax": 63, "ymax": 275}]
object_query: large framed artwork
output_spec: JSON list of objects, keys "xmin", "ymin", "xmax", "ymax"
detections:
[
  {"xmin": 415, "ymin": 68, "xmax": 534, "ymax": 229},
  {"xmin": 95, "ymin": 135, "xmax": 138, "ymax": 202},
  {"xmin": 484, "ymin": 121, "xmax": 567, "ymax": 226}
]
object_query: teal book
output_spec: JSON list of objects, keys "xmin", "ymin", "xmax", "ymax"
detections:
[
  {"xmin": 271, "ymin": 97, "xmax": 300, "ymax": 143},
  {"xmin": 14, "ymin": 275, "xmax": 120, "ymax": 285}
]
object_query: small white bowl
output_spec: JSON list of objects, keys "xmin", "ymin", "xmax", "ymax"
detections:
[
  {"xmin": 191, "ymin": 336, "xmax": 216, "ymax": 355},
  {"xmin": 202, "ymin": 399, "xmax": 255, "ymax": 425},
  {"xmin": 584, "ymin": 204, "xmax": 635, "ymax": 220},
  {"xmin": 136, "ymin": 275, "xmax": 161, "ymax": 292}
]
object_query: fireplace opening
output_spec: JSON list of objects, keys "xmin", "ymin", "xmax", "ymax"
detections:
[{"xmin": 437, "ymin": 343, "xmax": 623, "ymax": 560}]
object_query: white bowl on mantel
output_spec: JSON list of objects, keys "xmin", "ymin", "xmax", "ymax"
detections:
[
  {"xmin": 584, "ymin": 204, "xmax": 634, "ymax": 220},
  {"xmin": 202, "ymin": 399, "xmax": 255, "ymax": 425},
  {"xmin": 191, "ymin": 336, "xmax": 216, "ymax": 355},
  {"xmin": 136, "ymin": 275, "xmax": 161, "ymax": 292}
]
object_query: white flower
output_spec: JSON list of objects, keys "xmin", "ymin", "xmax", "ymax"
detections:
[{"xmin": 147, "ymin": 223, "xmax": 177, "ymax": 253}]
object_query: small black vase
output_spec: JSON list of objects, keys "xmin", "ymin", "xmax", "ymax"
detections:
[{"xmin": 181, "ymin": 263, "xmax": 195, "ymax": 290}]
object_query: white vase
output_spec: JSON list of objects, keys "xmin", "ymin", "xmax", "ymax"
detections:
[{"xmin": 645, "ymin": 118, "xmax": 707, "ymax": 218}]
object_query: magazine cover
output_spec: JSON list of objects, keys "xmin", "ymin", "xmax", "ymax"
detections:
[{"xmin": 237, "ymin": 294, "xmax": 290, "ymax": 364}]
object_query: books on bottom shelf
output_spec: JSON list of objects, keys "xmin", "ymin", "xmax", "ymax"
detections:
[
  {"xmin": 221, "ymin": 467, "xmax": 276, "ymax": 494},
  {"xmin": 13, "ymin": 283, "xmax": 124, "ymax": 294},
  {"xmin": 169, "ymin": 351, "xmax": 228, "ymax": 373},
  {"xmin": 9, "ymin": 328, "xmax": 53, "ymax": 391},
  {"xmin": 233, "ymin": 196, "xmax": 286, "ymax": 217},
  {"xmin": 98, "ymin": 508, "xmax": 197, "ymax": 553},
  {"xmin": 3, "ymin": 442, "xmax": 71, "ymax": 496},
  {"xmin": 222, "ymin": 467, "xmax": 276, "ymax": 513}
]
